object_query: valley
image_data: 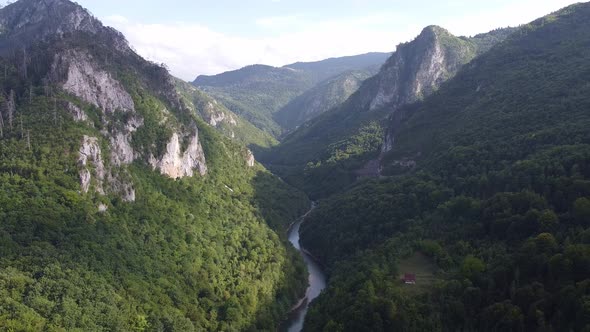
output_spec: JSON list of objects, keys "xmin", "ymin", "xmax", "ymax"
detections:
[
  {"xmin": 283, "ymin": 203, "xmax": 326, "ymax": 332},
  {"xmin": 0, "ymin": 0, "xmax": 589, "ymax": 331}
]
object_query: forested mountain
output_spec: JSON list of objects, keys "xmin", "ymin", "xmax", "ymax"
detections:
[
  {"xmin": 174, "ymin": 78, "xmax": 277, "ymax": 148},
  {"xmin": 0, "ymin": 0, "xmax": 310, "ymax": 330},
  {"xmin": 283, "ymin": 52, "xmax": 390, "ymax": 84},
  {"xmin": 298, "ymin": 3, "xmax": 590, "ymax": 331},
  {"xmin": 2, "ymin": 0, "xmax": 590, "ymax": 331},
  {"xmin": 192, "ymin": 53, "xmax": 390, "ymax": 137},
  {"xmin": 260, "ymin": 25, "xmax": 515, "ymax": 199},
  {"xmin": 274, "ymin": 66, "xmax": 380, "ymax": 132}
]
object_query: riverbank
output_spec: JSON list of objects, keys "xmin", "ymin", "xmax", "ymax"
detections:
[{"xmin": 282, "ymin": 203, "xmax": 327, "ymax": 332}]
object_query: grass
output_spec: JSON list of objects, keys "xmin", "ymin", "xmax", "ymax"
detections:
[{"xmin": 397, "ymin": 252, "xmax": 439, "ymax": 294}]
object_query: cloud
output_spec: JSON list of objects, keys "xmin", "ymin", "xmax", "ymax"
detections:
[
  {"xmin": 104, "ymin": 14, "xmax": 414, "ymax": 81},
  {"xmin": 103, "ymin": 0, "xmax": 578, "ymax": 81}
]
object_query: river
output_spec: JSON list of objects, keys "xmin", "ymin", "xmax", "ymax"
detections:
[{"xmin": 283, "ymin": 205, "xmax": 327, "ymax": 332}]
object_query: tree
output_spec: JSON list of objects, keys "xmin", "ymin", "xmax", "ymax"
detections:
[
  {"xmin": 461, "ymin": 255, "xmax": 486, "ymax": 279},
  {"xmin": 574, "ymin": 198, "xmax": 590, "ymax": 225},
  {"xmin": 535, "ymin": 233, "xmax": 558, "ymax": 253},
  {"xmin": 539, "ymin": 210, "xmax": 559, "ymax": 232},
  {"xmin": 5, "ymin": 90, "xmax": 15, "ymax": 130}
]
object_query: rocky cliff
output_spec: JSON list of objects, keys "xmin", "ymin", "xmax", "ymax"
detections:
[
  {"xmin": 0, "ymin": 0, "xmax": 218, "ymax": 201},
  {"xmin": 348, "ymin": 25, "xmax": 514, "ymax": 115},
  {"xmin": 0, "ymin": 0, "xmax": 129, "ymax": 54}
]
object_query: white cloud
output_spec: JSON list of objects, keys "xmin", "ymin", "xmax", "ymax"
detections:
[
  {"xmin": 104, "ymin": 14, "xmax": 414, "ymax": 81},
  {"xmin": 103, "ymin": 0, "xmax": 579, "ymax": 81}
]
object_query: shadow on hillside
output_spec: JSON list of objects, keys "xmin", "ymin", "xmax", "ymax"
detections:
[
  {"xmin": 245, "ymin": 171, "xmax": 311, "ymax": 331},
  {"xmin": 250, "ymin": 170, "xmax": 310, "ymax": 234}
]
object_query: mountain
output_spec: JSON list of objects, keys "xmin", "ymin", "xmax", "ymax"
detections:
[
  {"xmin": 261, "ymin": 25, "xmax": 515, "ymax": 199},
  {"xmin": 174, "ymin": 78, "xmax": 277, "ymax": 148},
  {"xmin": 193, "ymin": 64, "xmax": 313, "ymax": 137},
  {"xmin": 192, "ymin": 53, "xmax": 390, "ymax": 137},
  {"xmin": 298, "ymin": 3, "xmax": 590, "ymax": 331},
  {"xmin": 0, "ymin": 0, "xmax": 310, "ymax": 330},
  {"xmin": 283, "ymin": 52, "xmax": 390, "ymax": 83},
  {"xmin": 274, "ymin": 66, "xmax": 381, "ymax": 132}
]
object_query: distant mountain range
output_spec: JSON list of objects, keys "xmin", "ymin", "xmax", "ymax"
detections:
[{"xmin": 192, "ymin": 52, "xmax": 390, "ymax": 137}]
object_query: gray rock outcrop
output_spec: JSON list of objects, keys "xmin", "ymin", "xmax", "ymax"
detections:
[
  {"xmin": 78, "ymin": 135, "xmax": 106, "ymax": 194},
  {"xmin": 149, "ymin": 132, "xmax": 207, "ymax": 178}
]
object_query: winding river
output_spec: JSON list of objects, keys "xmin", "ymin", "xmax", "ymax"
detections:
[{"xmin": 284, "ymin": 205, "xmax": 327, "ymax": 332}]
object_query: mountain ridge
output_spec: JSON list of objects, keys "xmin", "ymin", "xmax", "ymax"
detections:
[{"xmin": 192, "ymin": 52, "xmax": 390, "ymax": 137}]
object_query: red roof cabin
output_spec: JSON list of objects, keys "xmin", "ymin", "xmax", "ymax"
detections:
[{"xmin": 403, "ymin": 273, "xmax": 416, "ymax": 284}]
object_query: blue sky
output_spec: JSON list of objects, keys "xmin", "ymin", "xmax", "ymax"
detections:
[{"xmin": 74, "ymin": 0, "xmax": 581, "ymax": 80}]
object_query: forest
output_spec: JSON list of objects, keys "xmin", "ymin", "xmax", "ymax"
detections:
[
  {"xmin": 0, "ymin": 16, "xmax": 311, "ymax": 331},
  {"xmin": 298, "ymin": 4, "xmax": 590, "ymax": 331}
]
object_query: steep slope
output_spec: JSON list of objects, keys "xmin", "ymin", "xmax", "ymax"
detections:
[
  {"xmin": 262, "ymin": 26, "xmax": 515, "ymax": 199},
  {"xmin": 274, "ymin": 66, "xmax": 380, "ymax": 132},
  {"xmin": 175, "ymin": 78, "xmax": 278, "ymax": 149},
  {"xmin": 194, "ymin": 64, "xmax": 312, "ymax": 137},
  {"xmin": 0, "ymin": 0, "xmax": 310, "ymax": 330},
  {"xmin": 300, "ymin": 3, "xmax": 590, "ymax": 331},
  {"xmin": 192, "ymin": 53, "xmax": 390, "ymax": 137}
]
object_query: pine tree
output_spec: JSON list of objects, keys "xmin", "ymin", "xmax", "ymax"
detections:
[{"xmin": 6, "ymin": 89, "xmax": 15, "ymax": 130}]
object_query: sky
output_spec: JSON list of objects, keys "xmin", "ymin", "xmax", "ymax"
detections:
[{"xmin": 74, "ymin": 0, "xmax": 581, "ymax": 81}]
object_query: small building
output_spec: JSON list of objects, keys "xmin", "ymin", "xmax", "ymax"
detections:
[{"xmin": 403, "ymin": 273, "xmax": 416, "ymax": 284}]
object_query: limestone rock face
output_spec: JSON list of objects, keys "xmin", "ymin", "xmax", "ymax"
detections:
[
  {"xmin": 358, "ymin": 26, "xmax": 513, "ymax": 154},
  {"xmin": 246, "ymin": 150, "xmax": 255, "ymax": 167},
  {"xmin": 0, "ymin": 0, "xmax": 212, "ymax": 204},
  {"xmin": 0, "ymin": 0, "xmax": 102, "ymax": 39},
  {"xmin": 0, "ymin": 0, "xmax": 132, "ymax": 56},
  {"xmin": 150, "ymin": 132, "xmax": 207, "ymax": 179},
  {"xmin": 78, "ymin": 135, "xmax": 106, "ymax": 194},
  {"xmin": 206, "ymin": 101, "xmax": 238, "ymax": 127},
  {"xmin": 57, "ymin": 50, "xmax": 135, "ymax": 114},
  {"xmin": 382, "ymin": 131, "xmax": 395, "ymax": 153},
  {"xmin": 66, "ymin": 101, "xmax": 89, "ymax": 123},
  {"xmin": 368, "ymin": 26, "xmax": 474, "ymax": 111},
  {"xmin": 78, "ymin": 135, "xmax": 136, "ymax": 202},
  {"xmin": 107, "ymin": 171, "xmax": 136, "ymax": 202}
]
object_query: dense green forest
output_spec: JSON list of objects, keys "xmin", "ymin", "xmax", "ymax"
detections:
[
  {"xmin": 298, "ymin": 3, "xmax": 590, "ymax": 331},
  {"xmin": 0, "ymin": 1, "xmax": 311, "ymax": 330},
  {"xmin": 0, "ymin": 69, "xmax": 309, "ymax": 332}
]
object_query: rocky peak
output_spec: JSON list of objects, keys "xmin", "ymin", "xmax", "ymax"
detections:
[
  {"xmin": 0, "ymin": 0, "xmax": 129, "ymax": 54},
  {"xmin": 367, "ymin": 25, "xmax": 470, "ymax": 111}
]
